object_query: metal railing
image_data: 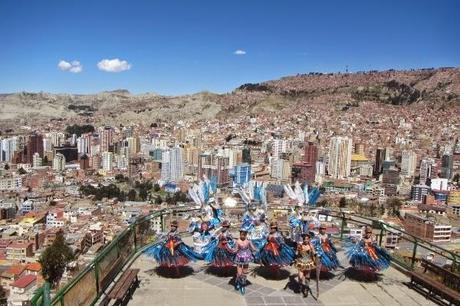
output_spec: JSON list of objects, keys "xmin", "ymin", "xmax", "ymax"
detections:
[
  {"xmin": 31, "ymin": 208, "xmax": 459, "ymax": 306},
  {"xmin": 31, "ymin": 207, "xmax": 199, "ymax": 306}
]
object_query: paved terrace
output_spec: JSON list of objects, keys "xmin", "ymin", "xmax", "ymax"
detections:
[{"xmin": 126, "ymin": 241, "xmax": 438, "ymax": 306}]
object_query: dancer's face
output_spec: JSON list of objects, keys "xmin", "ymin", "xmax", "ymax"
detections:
[
  {"xmin": 270, "ymin": 227, "xmax": 276, "ymax": 233},
  {"xmin": 240, "ymin": 231, "xmax": 247, "ymax": 240},
  {"xmin": 303, "ymin": 235, "xmax": 310, "ymax": 244},
  {"xmin": 365, "ymin": 231, "xmax": 372, "ymax": 238},
  {"xmin": 319, "ymin": 227, "xmax": 326, "ymax": 235}
]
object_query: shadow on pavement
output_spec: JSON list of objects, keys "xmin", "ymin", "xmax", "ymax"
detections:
[
  {"xmin": 145, "ymin": 266, "xmax": 194, "ymax": 279},
  {"xmin": 252, "ymin": 266, "xmax": 291, "ymax": 280},
  {"xmin": 205, "ymin": 266, "xmax": 236, "ymax": 277}
]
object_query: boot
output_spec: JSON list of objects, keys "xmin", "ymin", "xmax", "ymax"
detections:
[
  {"xmin": 303, "ymin": 280, "xmax": 310, "ymax": 298},
  {"xmin": 239, "ymin": 276, "xmax": 246, "ymax": 295},
  {"xmin": 234, "ymin": 276, "xmax": 240, "ymax": 291}
]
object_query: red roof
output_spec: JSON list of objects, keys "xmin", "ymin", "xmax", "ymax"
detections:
[
  {"xmin": 11, "ymin": 275, "xmax": 36, "ymax": 288},
  {"xmin": 5, "ymin": 265, "xmax": 26, "ymax": 276},
  {"xmin": 26, "ymin": 262, "xmax": 41, "ymax": 272}
]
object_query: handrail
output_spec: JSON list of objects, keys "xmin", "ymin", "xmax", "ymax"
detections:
[{"xmin": 30, "ymin": 207, "xmax": 458, "ymax": 306}]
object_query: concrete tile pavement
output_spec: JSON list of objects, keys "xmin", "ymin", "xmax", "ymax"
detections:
[{"xmin": 128, "ymin": 249, "xmax": 438, "ymax": 306}]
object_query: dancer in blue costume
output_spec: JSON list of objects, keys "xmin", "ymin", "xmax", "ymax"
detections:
[
  {"xmin": 257, "ymin": 222, "xmax": 295, "ymax": 270},
  {"xmin": 289, "ymin": 206, "xmax": 303, "ymax": 243},
  {"xmin": 346, "ymin": 226, "xmax": 391, "ymax": 273},
  {"xmin": 203, "ymin": 220, "xmax": 235, "ymax": 267},
  {"xmin": 248, "ymin": 216, "xmax": 268, "ymax": 252},
  {"xmin": 192, "ymin": 220, "xmax": 213, "ymax": 257},
  {"xmin": 312, "ymin": 224, "xmax": 339, "ymax": 272},
  {"xmin": 145, "ymin": 220, "xmax": 201, "ymax": 272},
  {"xmin": 205, "ymin": 199, "xmax": 223, "ymax": 229},
  {"xmin": 230, "ymin": 228, "xmax": 256, "ymax": 295}
]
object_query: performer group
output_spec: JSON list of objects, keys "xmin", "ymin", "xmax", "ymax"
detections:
[{"xmin": 145, "ymin": 189, "xmax": 391, "ymax": 298}]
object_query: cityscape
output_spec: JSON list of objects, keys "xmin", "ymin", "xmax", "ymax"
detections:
[{"xmin": 0, "ymin": 1, "xmax": 459, "ymax": 306}]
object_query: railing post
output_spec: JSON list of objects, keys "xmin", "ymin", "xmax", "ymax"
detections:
[
  {"xmin": 43, "ymin": 281, "xmax": 51, "ymax": 306},
  {"xmin": 378, "ymin": 225, "xmax": 384, "ymax": 246},
  {"xmin": 411, "ymin": 239, "xmax": 418, "ymax": 270},
  {"xmin": 133, "ymin": 223, "xmax": 138, "ymax": 252},
  {"xmin": 340, "ymin": 213, "xmax": 345, "ymax": 240},
  {"xmin": 94, "ymin": 261, "xmax": 100, "ymax": 295}
]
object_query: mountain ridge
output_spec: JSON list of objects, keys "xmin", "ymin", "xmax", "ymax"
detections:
[{"xmin": 0, "ymin": 67, "xmax": 459, "ymax": 130}]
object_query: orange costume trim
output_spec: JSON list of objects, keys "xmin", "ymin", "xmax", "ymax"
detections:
[{"xmin": 365, "ymin": 242, "xmax": 378, "ymax": 260}]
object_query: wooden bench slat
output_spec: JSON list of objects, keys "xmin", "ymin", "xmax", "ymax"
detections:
[
  {"xmin": 409, "ymin": 271, "xmax": 460, "ymax": 304},
  {"xmin": 115, "ymin": 270, "xmax": 139, "ymax": 300},
  {"xmin": 107, "ymin": 268, "xmax": 140, "ymax": 301}
]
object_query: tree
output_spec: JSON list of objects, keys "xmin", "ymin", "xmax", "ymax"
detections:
[
  {"xmin": 139, "ymin": 188, "xmax": 148, "ymax": 201},
  {"xmin": 115, "ymin": 174, "xmax": 126, "ymax": 182},
  {"xmin": 155, "ymin": 195, "xmax": 163, "ymax": 205},
  {"xmin": 127, "ymin": 189, "xmax": 137, "ymax": 201},
  {"xmin": 3, "ymin": 164, "xmax": 9, "ymax": 171},
  {"xmin": 386, "ymin": 198, "xmax": 402, "ymax": 217},
  {"xmin": 39, "ymin": 231, "xmax": 74, "ymax": 288},
  {"xmin": 153, "ymin": 183, "xmax": 161, "ymax": 192},
  {"xmin": 339, "ymin": 197, "xmax": 347, "ymax": 208},
  {"xmin": 0, "ymin": 285, "xmax": 6, "ymax": 306},
  {"xmin": 17, "ymin": 167, "xmax": 27, "ymax": 175}
]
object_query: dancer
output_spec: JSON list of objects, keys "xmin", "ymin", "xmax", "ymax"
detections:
[
  {"xmin": 312, "ymin": 224, "xmax": 339, "ymax": 272},
  {"xmin": 248, "ymin": 217, "xmax": 269, "ymax": 252},
  {"xmin": 145, "ymin": 220, "xmax": 200, "ymax": 273},
  {"xmin": 295, "ymin": 233, "xmax": 317, "ymax": 297},
  {"xmin": 346, "ymin": 226, "xmax": 391, "ymax": 274},
  {"xmin": 192, "ymin": 220, "xmax": 213, "ymax": 257},
  {"xmin": 289, "ymin": 206, "xmax": 303, "ymax": 243},
  {"xmin": 231, "ymin": 228, "xmax": 256, "ymax": 295},
  {"xmin": 203, "ymin": 220, "xmax": 235, "ymax": 268},
  {"xmin": 257, "ymin": 222, "xmax": 295, "ymax": 270}
]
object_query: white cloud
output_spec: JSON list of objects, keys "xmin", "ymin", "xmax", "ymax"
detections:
[
  {"xmin": 234, "ymin": 49, "xmax": 246, "ymax": 55},
  {"xmin": 97, "ymin": 58, "xmax": 131, "ymax": 72},
  {"xmin": 58, "ymin": 60, "xmax": 82, "ymax": 73}
]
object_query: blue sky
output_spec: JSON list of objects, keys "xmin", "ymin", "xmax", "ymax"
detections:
[{"xmin": 0, "ymin": 0, "xmax": 459, "ymax": 95}]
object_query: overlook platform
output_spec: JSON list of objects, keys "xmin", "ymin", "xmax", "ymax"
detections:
[{"xmin": 128, "ymin": 249, "xmax": 437, "ymax": 306}]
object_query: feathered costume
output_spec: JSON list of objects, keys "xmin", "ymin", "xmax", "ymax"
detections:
[
  {"xmin": 145, "ymin": 230, "xmax": 201, "ymax": 267},
  {"xmin": 312, "ymin": 233, "xmax": 339, "ymax": 271},
  {"xmin": 248, "ymin": 222, "xmax": 269, "ymax": 252},
  {"xmin": 203, "ymin": 231, "xmax": 235, "ymax": 267},
  {"xmin": 257, "ymin": 232, "xmax": 295, "ymax": 267},
  {"xmin": 345, "ymin": 237, "xmax": 391, "ymax": 272}
]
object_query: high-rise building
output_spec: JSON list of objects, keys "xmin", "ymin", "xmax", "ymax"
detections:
[
  {"xmin": 420, "ymin": 158, "xmax": 435, "ymax": 185},
  {"xmin": 99, "ymin": 126, "xmax": 113, "ymax": 152},
  {"xmin": 52, "ymin": 153, "xmax": 66, "ymax": 172},
  {"xmin": 411, "ymin": 184, "xmax": 430, "ymax": 202},
  {"xmin": 77, "ymin": 133, "xmax": 92, "ymax": 155},
  {"xmin": 327, "ymin": 137, "xmax": 352, "ymax": 179},
  {"xmin": 232, "ymin": 163, "xmax": 251, "ymax": 186},
  {"xmin": 0, "ymin": 137, "xmax": 17, "ymax": 162},
  {"xmin": 25, "ymin": 134, "xmax": 44, "ymax": 164},
  {"xmin": 374, "ymin": 148, "xmax": 386, "ymax": 177},
  {"xmin": 272, "ymin": 139, "xmax": 287, "ymax": 159},
  {"xmin": 102, "ymin": 151, "xmax": 114, "ymax": 171},
  {"xmin": 126, "ymin": 136, "xmax": 140, "ymax": 156},
  {"xmin": 271, "ymin": 158, "xmax": 291, "ymax": 181},
  {"xmin": 354, "ymin": 142, "xmax": 365, "ymax": 155},
  {"xmin": 79, "ymin": 154, "xmax": 90, "ymax": 170},
  {"xmin": 401, "ymin": 150, "xmax": 417, "ymax": 177},
  {"xmin": 161, "ymin": 147, "xmax": 184, "ymax": 182},
  {"xmin": 32, "ymin": 152, "xmax": 42, "ymax": 168},
  {"xmin": 440, "ymin": 154, "xmax": 454, "ymax": 180},
  {"xmin": 242, "ymin": 147, "xmax": 251, "ymax": 164},
  {"xmin": 291, "ymin": 142, "xmax": 318, "ymax": 183}
]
